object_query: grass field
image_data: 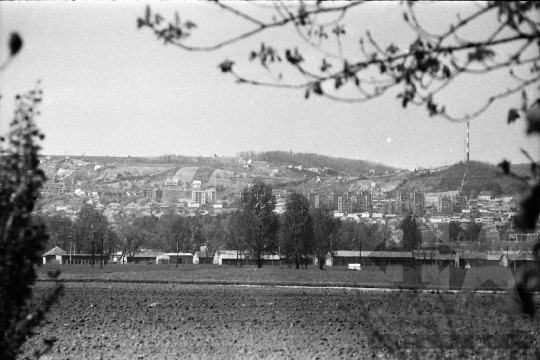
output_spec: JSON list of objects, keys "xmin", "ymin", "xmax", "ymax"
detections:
[{"xmin": 38, "ymin": 264, "xmax": 519, "ymax": 292}]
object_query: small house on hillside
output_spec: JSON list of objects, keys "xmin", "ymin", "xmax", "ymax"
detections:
[{"xmin": 478, "ymin": 191, "xmax": 493, "ymax": 201}]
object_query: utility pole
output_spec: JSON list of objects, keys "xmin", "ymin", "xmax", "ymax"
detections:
[
  {"xmin": 176, "ymin": 237, "xmax": 179, "ymax": 268},
  {"xmin": 100, "ymin": 233, "xmax": 104, "ymax": 269},
  {"xmin": 435, "ymin": 237, "xmax": 438, "ymax": 266},
  {"xmin": 466, "ymin": 121, "xmax": 470, "ymax": 163},
  {"xmin": 461, "ymin": 245, "xmax": 465, "ymax": 269},
  {"xmin": 68, "ymin": 235, "xmax": 72, "ymax": 264},
  {"xmin": 514, "ymin": 238, "xmax": 517, "ymax": 271},
  {"xmin": 91, "ymin": 227, "xmax": 95, "ymax": 269},
  {"xmin": 357, "ymin": 235, "xmax": 361, "ymax": 265}
]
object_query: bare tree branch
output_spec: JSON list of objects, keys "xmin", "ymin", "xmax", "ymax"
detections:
[{"xmin": 139, "ymin": 1, "xmax": 540, "ymax": 122}]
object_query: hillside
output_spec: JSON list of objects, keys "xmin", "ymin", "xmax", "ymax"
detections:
[
  {"xmin": 237, "ymin": 151, "xmax": 396, "ymax": 176},
  {"xmin": 37, "ymin": 153, "xmax": 530, "ymax": 215},
  {"xmin": 397, "ymin": 161, "xmax": 527, "ymax": 196}
]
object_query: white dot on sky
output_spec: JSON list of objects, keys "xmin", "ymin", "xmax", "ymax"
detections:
[{"xmin": 386, "ymin": 137, "xmax": 391, "ymax": 143}]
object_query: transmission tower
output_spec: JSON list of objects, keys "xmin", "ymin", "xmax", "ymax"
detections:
[{"xmin": 466, "ymin": 121, "xmax": 470, "ymax": 163}]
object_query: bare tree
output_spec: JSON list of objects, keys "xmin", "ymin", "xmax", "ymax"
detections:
[
  {"xmin": 239, "ymin": 181, "xmax": 279, "ymax": 268},
  {"xmin": 310, "ymin": 205, "xmax": 339, "ymax": 270},
  {"xmin": 280, "ymin": 192, "xmax": 313, "ymax": 269},
  {"xmin": 137, "ymin": 1, "xmax": 539, "ymax": 121}
]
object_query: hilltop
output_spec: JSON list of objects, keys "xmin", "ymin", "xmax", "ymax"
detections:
[
  {"xmin": 396, "ymin": 161, "xmax": 527, "ymax": 197},
  {"xmin": 237, "ymin": 151, "xmax": 396, "ymax": 176}
]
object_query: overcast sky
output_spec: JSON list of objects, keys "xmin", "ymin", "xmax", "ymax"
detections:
[{"xmin": 0, "ymin": 1, "xmax": 537, "ymax": 170}]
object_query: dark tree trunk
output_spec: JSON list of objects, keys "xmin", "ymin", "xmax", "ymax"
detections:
[
  {"xmin": 258, "ymin": 255, "xmax": 262, "ymax": 268},
  {"xmin": 295, "ymin": 255, "xmax": 299, "ymax": 269},
  {"xmin": 318, "ymin": 256, "xmax": 324, "ymax": 270}
]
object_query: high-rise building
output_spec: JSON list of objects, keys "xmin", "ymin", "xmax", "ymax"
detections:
[
  {"xmin": 337, "ymin": 195, "xmax": 353, "ymax": 214},
  {"xmin": 396, "ymin": 190, "xmax": 425, "ymax": 215},
  {"xmin": 337, "ymin": 196, "xmax": 343, "ymax": 213},
  {"xmin": 142, "ymin": 187, "xmax": 163, "ymax": 202},
  {"xmin": 438, "ymin": 196, "xmax": 454, "ymax": 214},
  {"xmin": 410, "ymin": 191, "xmax": 425, "ymax": 215},
  {"xmin": 329, "ymin": 191, "xmax": 340, "ymax": 211},
  {"xmin": 396, "ymin": 191, "xmax": 410, "ymax": 215},
  {"xmin": 192, "ymin": 190, "xmax": 206, "ymax": 205},
  {"xmin": 205, "ymin": 188, "xmax": 217, "ymax": 204},
  {"xmin": 308, "ymin": 192, "xmax": 320, "ymax": 209},
  {"xmin": 455, "ymin": 194, "xmax": 468, "ymax": 211},
  {"xmin": 357, "ymin": 191, "xmax": 372, "ymax": 213}
]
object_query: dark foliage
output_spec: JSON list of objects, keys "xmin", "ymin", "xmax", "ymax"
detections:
[
  {"xmin": 73, "ymin": 203, "xmax": 109, "ymax": 254},
  {"xmin": 0, "ymin": 85, "xmax": 63, "ymax": 360},
  {"xmin": 280, "ymin": 192, "xmax": 313, "ymax": 269},
  {"xmin": 310, "ymin": 206, "xmax": 340, "ymax": 270},
  {"xmin": 399, "ymin": 214, "xmax": 421, "ymax": 252},
  {"xmin": 239, "ymin": 181, "xmax": 280, "ymax": 268}
]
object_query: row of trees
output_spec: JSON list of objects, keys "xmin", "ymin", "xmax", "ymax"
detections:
[
  {"xmin": 38, "ymin": 181, "xmax": 402, "ymax": 269},
  {"xmin": 236, "ymin": 150, "xmax": 394, "ymax": 175},
  {"xmin": 50, "ymin": 182, "xmax": 526, "ymax": 268},
  {"xmin": 222, "ymin": 182, "xmax": 400, "ymax": 269}
]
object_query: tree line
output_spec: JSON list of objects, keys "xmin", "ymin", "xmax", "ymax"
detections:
[
  {"xmin": 237, "ymin": 150, "xmax": 395, "ymax": 175},
  {"xmin": 37, "ymin": 181, "xmax": 403, "ymax": 269},
  {"xmin": 44, "ymin": 181, "xmax": 521, "ymax": 268}
]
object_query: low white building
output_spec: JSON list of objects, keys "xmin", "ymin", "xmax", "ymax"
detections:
[{"xmin": 213, "ymin": 250, "xmax": 245, "ymax": 265}]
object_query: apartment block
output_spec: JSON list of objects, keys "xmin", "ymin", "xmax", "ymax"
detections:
[
  {"xmin": 205, "ymin": 188, "xmax": 217, "ymax": 204},
  {"xmin": 396, "ymin": 190, "xmax": 425, "ymax": 215},
  {"xmin": 337, "ymin": 195, "xmax": 353, "ymax": 214},
  {"xmin": 308, "ymin": 192, "xmax": 320, "ymax": 209},
  {"xmin": 438, "ymin": 196, "xmax": 454, "ymax": 214},
  {"xmin": 143, "ymin": 187, "xmax": 163, "ymax": 202},
  {"xmin": 192, "ymin": 190, "xmax": 206, "ymax": 205},
  {"xmin": 329, "ymin": 191, "xmax": 340, "ymax": 211},
  {"xmin": 455, "ymin": 194, "xmax": 468, "ymax": 211}
]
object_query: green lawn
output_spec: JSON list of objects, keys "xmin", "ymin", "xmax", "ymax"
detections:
[{"xmin": 37, "ymin": 264, "xmax": 519, "ymax": 291}]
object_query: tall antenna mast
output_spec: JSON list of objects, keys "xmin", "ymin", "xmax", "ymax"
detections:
[{"xmin": 466, "ymin": 121, "xmax": 470, "ymax": 163}]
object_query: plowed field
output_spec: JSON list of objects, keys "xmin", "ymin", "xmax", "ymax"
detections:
[{"xmin": 20, "ymin": 283, "xmax": 540, "ymax": 359}]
